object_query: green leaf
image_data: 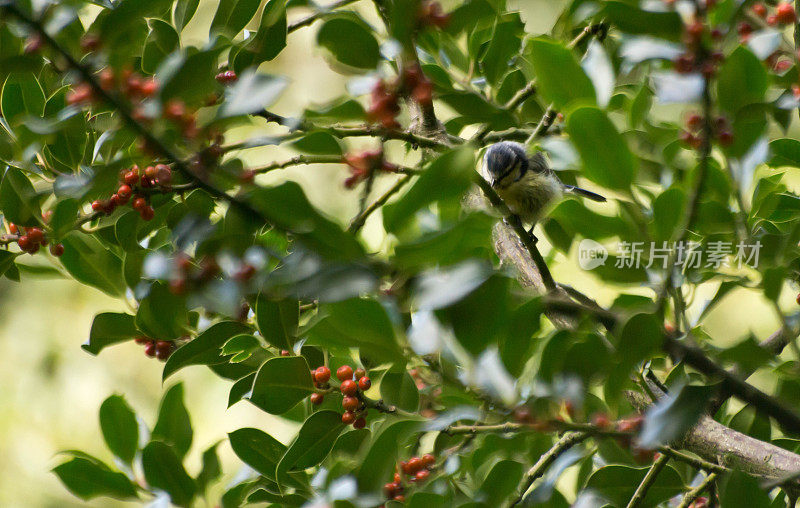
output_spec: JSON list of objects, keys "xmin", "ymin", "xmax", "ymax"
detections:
[
  {"xmin": 82, "ymin": 312, "xmax": 137, "ymax": 355},
  {"xmin": 0, "ymin": 166, "xmax": 42, "ymax": 227},
  {"xmin": 304, "ymin": 298, "xmax": 404, "ymax": 363},
  {"xmin": 317, "ymin": 14, "xmax": 380, "ymax": 70},
  {"xmin": 152, "ymin": 383, "xmax": 193, "ymax": 459},
  {"xmin": 99, "ymin": 395, "xmax": 138, "ymax": 465},
  {"xmin": 526, "ymin": 38, "xmax": 595, "ymax": 109},
  {"xmin": 162, "ymin": 321, "xmax": 251, "ymax": 380},
  {"xmin": 1, "ymin": 73, "xmax": 45, "ymax": 124},
  {"xmin": 173, "ymin": 0, "xmax": 200, "ymax": 31},
  {"xmin": 136, "ymin": 281, "xmax": 188, "ymax": 341},
  {"xmin": 248, "ymin": 356, "xmax": 315, "ymax": 414},
  {"xmin": 157, "ymin": 48, "xmax": 222, "ymax": 105},
  {"xmin": 601, "ymin": 1, "xmax": 684, "ymax": 40},
  {"xmin": 141, "ymin": 441, "xmax": 196, "ymax": 507},
  {"xmin": 639, "ymin": 384, "xmax": 712, "ymax": 448},
  {"xmin": 142, "ymin": 19, "xmax": 179, "ymax": 74},
  {"xmin": 482, "ymin": 19, "xmax": 522, "ymax": 86},
  {"xmin": 232, "ymin": 0, "xmax": 287, "ymax": 72},
  {"xmin": 440, "ymin": 275, "xmax": 511, "ymax": 355},
  {"xmin": 248, "ymin": 181, "xmax": 365, "ymax": 260},
  {"xmin": 652, "ymin": 187, "xmax": 686, "ymax": 241},
  {"xmin": 53, "ymin": 456, "xmax": 138, "ymax": 501},
  {"xmin": 276, "ymin": 410, "xmax": 346, "ymax": 485},
  {"xmin": 218, "ymin": 70, "xmax": 288, "ymax": 119},
  {"xmin": 478, "ymin": 460, "xmax": 524, "ymax": 506},
  {"xmin": 586, "ymin": 465, "xmax": 684, "ymax": 507},
  {"xmin": 228, "ymin": 427, "xmax": 287, "ymax": 479},
  {"xmin": 210, "ymin": 0, "xmax": 261, "ymax": 38},
  {"xmin": 566, "ymin": 106, "xmax": 636, "ymax": 190},
  {"xmin": 768, "ymin": 138, "xmax": 800, "ymax": 167},
  {"xmin": 615, "ymin": 313, "xmax": 662, "ymax": 370},
  {"xmin": 393, "ymin": 212, "xmax": 494, "ymax": 269},
  {"xmin": 380, "ymin": 368, "xmax": 420, "ymax": 412},
  {"xmin": 383, "ymin": 147, "xmax": 475, "ymax": 233},
  {"xmin": 97, "ymin": 0, "xmax": 173, "ymax": 49},
  {"xmin": 196, "ymin": 443, "xmax": 222, "ymax": 493},
  {"xmin": 357, "ymin": 419, "xmax": 421, "ymax": 491},
  {"xmin": 717, "ymin": 46, "xmax": 768, "ymax": 114},
  {"xmin": 60, "ymin": 232, "xmax": 126, "ymax": 296},
  {"xmin": 255, "ymin": 294, "xmax": 297, "ymax": 350},
  {"xmin": 50, "ymin": 198, "xmax": 79, "ymax": 238},
  {"xmin": 289, "ymin": 131, "xmax": 344, "ymax": 155},
  {"xmin": 0, "ymin": 250, "xmax": 17, "ymax": 280},
  {"xmin": 720, "ymin": 471, "xmax": 771, "ymax": 508}
]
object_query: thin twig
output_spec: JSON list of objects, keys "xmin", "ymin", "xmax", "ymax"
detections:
[
  {"xmin": 676, "ymin": 473, "xmax": 718, "ymax": 508},
  {"xmin": 348, "ymin": 174, "xmax": 413, "ymax": 233},
  {"xmin": 510, "ymin": 432, "xmax": 591, "ymax": 506},
  {"xmin": 626, "ymin": 453, "xmax": 670, "ymax": 508},
  {"xmin": 287, "ymin": 0, "xmax": 361, "ymax": 33}
]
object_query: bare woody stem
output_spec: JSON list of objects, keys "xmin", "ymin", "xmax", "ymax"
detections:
[
  {"xmin": 348, "ymin": 174, "xmax": 413, "ymax": 233},
  {"xmin": 626, "ymin": 453, "xmax": 670, "ymax": 508},
  {"xmin": 510, "ymin": 432, "xmax": 591, "ymax": 506},
  {"xmin": 287, "ymin": 0, "xmax": 361, "ymax": 33},
  {"xmin": 676, "ymin": 473, "xmax": 718, "ymax": 508}
]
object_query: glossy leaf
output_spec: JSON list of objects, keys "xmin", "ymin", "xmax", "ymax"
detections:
[
  {"xmin": 317, "ymin": 14, "xmax": 380, "ymax": 70},
  {"xmin": 566, "ymin": 106, "xmax": 636, "ymax": 190},
  {"xmin": 228, "ymin": 427, "xmax": 286, "ymax": 479},
  {"xmin": 276, "ymin": 410, "xmax": 346, "ymax": 484},
  {"xmin": 248, "ymin": 356, "xmax": 315, "ymax": 414},
  {"xmin": 53, "ymin": 456, "xmax": 138, "ymax": 501},
  {"xmin": 82, "ymin": 312, "xmax": 137, "ymax": 355},
  {"xmin": 152, "ymin": 383, "xmax": 193, "ymax": 459},
  {"xmin": 99, "ymin": 395, "xmax": 138, "ymax": 465},
  {"xmin": 162, "ymin": 321, "xmax": 251, "ymax": 379},
  {"xmin": 141, "ymin": 441, "xmax": 196, "ymax": 507},
  {"xmin": 526, "ymin": 38, "xmax": 595, "ymax": 109}
]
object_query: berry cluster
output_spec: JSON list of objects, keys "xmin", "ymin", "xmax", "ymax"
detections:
[
  {"xmin": 416, "ymin": 1, "xmax": 450, "ymax": 29},
  {"xmin": 67, "ymin": 67, "xmax": 158, "ymax": 107},
  {"xmin": 343, "ymin": 149, "xmax": 399, "ymax": 188},
  {"xmin": 680, "ymin": 113, "xmax": 733, "ymax": 149},
  {"xmin": 309, "ymin": 364, "xmax": 372, "ymax": 429},
  {"xmin": 366, "ymin": 64, "xmax": 434, "ymax": 129},
  {"xmin": 754, "ymin": 2, "xmax": 796, "ymax": 27},
  {"xmin": 168, "ymin": 254, "xmax": 221, "ymax": 295},
  {"xmin": 91, "ymin": 164, "xmax": 171, "ymax": 220},
  {"xmin": 215, "ymin": 70, "xmax": 238, "ymax": 85},
  {"xmin": 673, "ymin": 18, "xmax": 724, "ymax": 78},
  {"xmin": 383, "ymin": 453, "xmax": 436, "ymax": 503},
  {"xmin": 134, "ymin": 336, "xmax": 176, "ymax": 361},
  {"xmin": 7, "ymin": 223, "xmax": 63, "ymax": 256}
]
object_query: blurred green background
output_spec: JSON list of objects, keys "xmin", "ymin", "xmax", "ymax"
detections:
[{"xmin": 0, "ymin": 0, "xmax": 793, "ymax": 505}]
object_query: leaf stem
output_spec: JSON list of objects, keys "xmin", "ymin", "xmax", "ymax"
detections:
[{"xmin": 626, "ymin": 453, "xmax": 670, "ymax": 508}]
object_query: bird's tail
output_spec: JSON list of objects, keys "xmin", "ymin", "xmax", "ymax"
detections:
[{"xmin": 564, "ymin": 185, "xmax": 606, "ymax": 202}]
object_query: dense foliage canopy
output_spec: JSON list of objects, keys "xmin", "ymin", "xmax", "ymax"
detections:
[{"xmin": 4, "ymin": 0, "xmax": 800, "ymax": 506}]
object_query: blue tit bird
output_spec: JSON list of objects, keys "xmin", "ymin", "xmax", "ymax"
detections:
[{"xmin": 481, "ymin": 141, "xmax": 606, "ymax": 229}]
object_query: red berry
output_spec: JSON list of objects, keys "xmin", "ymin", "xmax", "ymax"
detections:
[
  {"xmin": 752, "ymin": 3, "xmax": 767, "ymax": 18},
  {"xmin": 340, "ymin": 379, "xmax": 358, "ymax": 396},
  {"xmin": 17, "ymin": 235, "xmax": 31, "ymax": 251},
  {"xmin": 718, "ymin": 130, "xmax": 734, "ymax": 147},
  {"xmin": 144, "ymin": 341, "xmax": 157, "ymax": 357},
  {"xmin": 684, "ymin": 20, "xmax": 704, "ymax": 44},
  {"xmin": 91, "ymin": 200, "xmax": 103, "ymax": 212},
  {"xmin": 342, "ymin": 396, "xmax": 360, "ymax": 412},
  {"xmin": 737, "ymin": 22, "xmax": 753, "ymax": 37},
  {"xmin": 617, "ymin": 414, "xmax": 644, "ymax": 433},
  {"xmin": 134, "ymin": 336, "xmax": 150, "ymax": 345},
  {"xmin": 140, "ymin": 206, "xmax": 155, "ymax": 221},
  {"xmin": 314, "ymin": 366, "xmax": 331, "ymax": 384},
  {"xmin": 358, "ymin": 376, "xmax": 371, "ymax": 391},
  {"xmin": 164, "ymin": 100, "xmax": 186, "ymax": 121},
  {"xmin": 280, "ymin": 350, "xmax": 291, "ymax": 356},
  {"xmin": 415, "ymin": 469, "xmax": 429, "ymax": 482},
  {"xmin": 777, "ymin": 2, "xmax": 796, "ymax": 24},
  {"xmin": 353, "ymin": 417, "xmax": 366, "ymax": 429},
  {"xmin": 49, "ymin": 243, "xmax": 64, "ymax": 257},
  {"xmin": 8, "ymin": 223, "xmax": 17, "ymax": 234},
  {"xmin": 310, "ymin": 393, "xmax": 324, "ymax": 405},
  {"xmin": 767, "ymin": 14, "xmax": 779, "ymax": 26},
  {"xmin": 80, "ymin": 33, "xmax": 101, "ymax": 52},
  {"xmin": 336, "ymin": 365, "xmax": 354, "ymax": 381},
  {"xmin": 27, "ymin": 227, "xmax": 44, "ymax": 244},
  {"xmin": 384, "ymin": 483, "xmax": 398, "ymax": 497},
  {"xmin": 393, "ymin": 473, "xmax": 402, "ymax": 483},
  {"xmin": 139, "ymin": 79, "xmax": 158, "ymax": 97},
  {"xmin": 123, "ymin": 170, "xmax": 139, "ymax": 186},
  {"xmin": 155, "ymin": 340, "xmax": 173, "ymax": 361},
  {"xmin": 117, "ymin": 184, "xmax": 132, "ymax": 198},
  {"xmin": 132, "ymin": 196, "xmax": 147, "ymax": 212},
  {"xmin": 393, "ymin": 495, "xmax": 405, "ymax": 502},
  {"xmin": 407, "ymin": 457, "xmax": 423, "ymax": 474},
  {"xmin": 354, "ymin": 367, "xmax": 366, "ymax": 379},
  {"xmin": 342, "ymin": 411, "xmax": 356, "ymax": 424},
  {"xmin": 686, "ymin": 113, "xmax": 703, "ymax": 131},
  {"xmin": 796, "ymin": 293, "xmax": 800, "ymax": 305},
  {"xmin": 674, "ymin": 54, "xmax": 694, "ymax": 74}
]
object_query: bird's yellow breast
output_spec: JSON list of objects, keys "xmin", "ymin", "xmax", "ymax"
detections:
[{"xmin": 495, "ymin": 171, "xmax": 562, "ymax": 223}]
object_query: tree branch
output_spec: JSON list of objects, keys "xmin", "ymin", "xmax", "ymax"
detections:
[
  {"xmin": 348, "ymin": 174, "xmax": 413, "ymax": 233},
  {"xmin": 676, "ymin": 472, "xmax": 718, "ymax": 508},
  {"xmin": 626, "ymin": 453, "xmax": 670, "ymax": 508},
  {"xmin": 510, "ymin": 432, "xmax": 591, "ymax": 506},
  {"xmin": 287, "ymin": 0, "xmax": 361, "ymax": 33}
]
